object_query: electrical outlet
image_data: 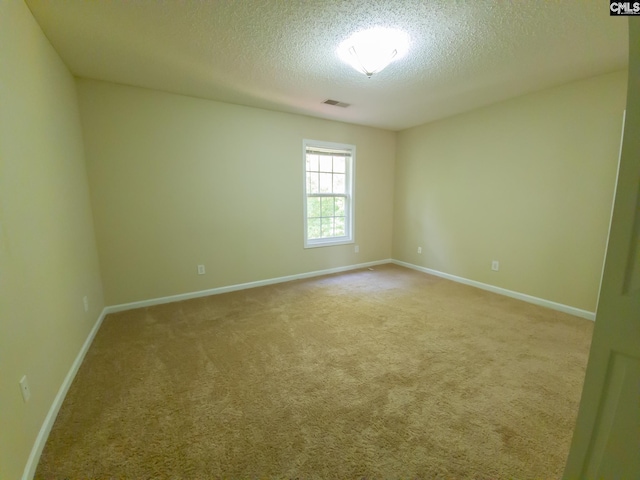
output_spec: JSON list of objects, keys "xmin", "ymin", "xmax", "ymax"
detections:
[
  {"xmin": 197, "ymin": 265, "xmax": 206, "ymax": 275},
  {"xmin": 491, "ymin": 260, "xmax": 500, "ymax": 271},
  {"xmin": 418, "ymin": 247, "xmax": 422, "ymax": 254},
  {"xmin": 83, "ymin": 296, "xmax": 89, "ymax": 312},
  {"xmin": 19, "ymin": 375, "xmax": 31, "ymax": 403},
  {"xmin": 354, "ymin": 245, "xmax": 359, "ymax": 253}
]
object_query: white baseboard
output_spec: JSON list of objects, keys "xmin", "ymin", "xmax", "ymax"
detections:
[
  {"xmin": 22, "ymin": 307, "xmax": 108, "ymax": 480},
  {"xmin": 391, "ymin": 259, "xmax": 596, "ymax": 321},
  {"xmin": 106, "ymin": 258, "xmax": 595, "ymax": 321},
  {"xmin": 105, "ymin": 259, "xmax": 393, "ymax": 314}
]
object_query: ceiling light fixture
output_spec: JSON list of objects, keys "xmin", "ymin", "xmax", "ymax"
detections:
[{"xmin": 338, "ymin": 27, "xmax": 410, "ymax": 78}]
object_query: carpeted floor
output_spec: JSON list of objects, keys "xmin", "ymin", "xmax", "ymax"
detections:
[{"xmin": 36, "ymin": 264, "xmax": 593, "ymax": 479}]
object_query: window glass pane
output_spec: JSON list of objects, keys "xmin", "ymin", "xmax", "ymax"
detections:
[
  {"xmin": 319, "ymin": 156, "xmax": 332, "ymax": 172},
  {"xmin": 333, "ymin": 156, "xmax": 346, "ymax": 173},
  {"xmin": 335, "ymin": 216, "xmax": 345, "ymax": 236},
  {"xmin": 307, "ymin": 197, "xmax": 321, "ymax": 218},
  {"xmin": 321, "ymin": 218, "xmax": 334, "ymax": 237},
  {"xmin": 333, "ymin": 173, "xmax": 345, "ymax": 193},
  {"xmin": 335, "ymin": 197, "xmax": 345, "ymax": 216},
  {"xmin": 308, "ymin": 218, "xmax": 321, "ymax": 239},
  {"xmin": 319, "ymin": 173, "xmax": 333, "ymax": 193},
  {"xmin": 307, "ymin": 154, "xmax": 319, "ymax": 172},
  {"xmin": 307, "ymin": 172, "xmax": 319, "ymax": 194},
  {"xmin": 320, "ymin": 197, "xmax": 334, "ymax": 217}
]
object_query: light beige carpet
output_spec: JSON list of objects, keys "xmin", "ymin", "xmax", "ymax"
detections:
[{"xmin": 36, "ymin": 264, "xmax": 593, "ymax": 479}]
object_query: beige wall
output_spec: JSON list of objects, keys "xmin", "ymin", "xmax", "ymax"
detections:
[
  {"xmin": 77, "ymin": 80, "xmax": 396, "ymax": 305},
  {"xmin": 0, "ymin": 2, "xmax": 105, "ymax": 479},
  {"xmin": 393, "ymin": 71, "xmax": 628, "ymax": 312}
]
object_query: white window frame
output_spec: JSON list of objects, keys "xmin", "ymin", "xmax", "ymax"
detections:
[{"xmin": 303, "ymin": 139, "xmax": 355, "ymax": 248}]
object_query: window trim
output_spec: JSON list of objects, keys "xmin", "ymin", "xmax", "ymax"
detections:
[{"xmin": 303, "ymin": 139, "xmax": 355, "ymax": 248}]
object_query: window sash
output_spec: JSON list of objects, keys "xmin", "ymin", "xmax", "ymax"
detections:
[{"xmin": 303, "ymin": 140, "xmax": 354, "ymax": 248}]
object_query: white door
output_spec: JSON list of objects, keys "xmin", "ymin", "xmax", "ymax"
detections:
[{"xmin": 563, "ymin": 18, "xmax": 640, "ymax": 479}]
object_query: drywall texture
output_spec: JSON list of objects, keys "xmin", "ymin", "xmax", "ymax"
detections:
[
  {"xmin": 393, "ymin": 71, "xmax": 628, "ymax": 312},
  {"xmin": 0, "ymin": 1, "xmax": 105, "ymax": 479},
  {"xmin": 77, "ymin": 80, "xmax": 395, "ymax": 305}
]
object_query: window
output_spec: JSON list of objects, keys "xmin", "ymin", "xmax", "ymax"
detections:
[{"xmin": 303, "ymin": 140, "xmax": 355, "ymax": 248}]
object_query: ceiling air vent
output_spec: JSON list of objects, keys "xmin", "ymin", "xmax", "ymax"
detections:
[{"xmin": 323, "ymin": 99, "xmax": 350, "ymax": 108}]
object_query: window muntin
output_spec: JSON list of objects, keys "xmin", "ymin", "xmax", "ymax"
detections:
[{"xmin": 303, "ymin": 141, "xmax": 354, "ymax": 248}]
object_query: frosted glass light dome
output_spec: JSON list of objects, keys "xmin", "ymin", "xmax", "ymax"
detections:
[{"xmin": 338, "ymin": 27, "xmax": 410, "ymax": 77}]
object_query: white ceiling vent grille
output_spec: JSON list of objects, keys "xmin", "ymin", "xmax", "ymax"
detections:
[{"xmin": 323, "ymin": 99, "xmax": 350, "ymax": 108}]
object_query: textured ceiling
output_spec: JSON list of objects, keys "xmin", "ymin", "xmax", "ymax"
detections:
[{"xmin": 25, "ymin": 0, "xmax": 628, "ymax": 131}]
